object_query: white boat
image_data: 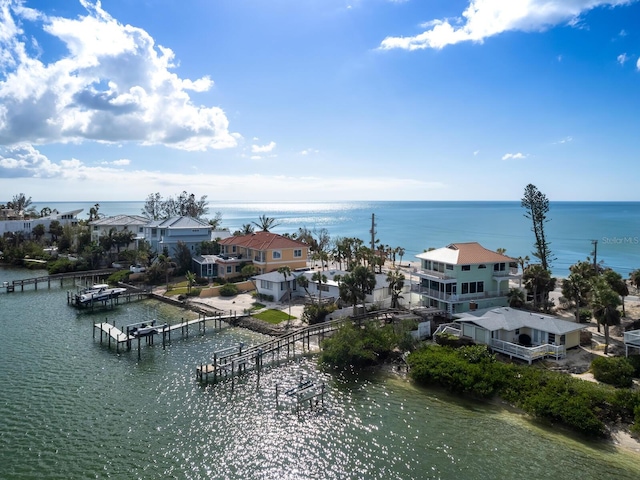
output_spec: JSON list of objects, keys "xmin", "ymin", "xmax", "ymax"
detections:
[
  {"xmin": 78, "ymin": 286, "xmax": 127, "ymax": 304},
  {"xmin": 80, "ymin": 283, "xmax": 109, "ymax": 294}
]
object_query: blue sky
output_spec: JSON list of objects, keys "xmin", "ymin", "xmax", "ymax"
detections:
[{"xmin": 0, "ymin": 0, "xmax": 639, "ymax": 202}]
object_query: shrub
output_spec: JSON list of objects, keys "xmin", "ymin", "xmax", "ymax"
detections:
[
  {"xmin": 579, "ymin": 308, "xmax": 592, "ymax": 323},
  {"xmin": 47, "ymin": 258, "xmax": 76, "ymax": 274},
  {"xmin": 187, "ymin": 287, "xmax": 202, "ymax": 297},
  {"xmin": 195, "ymin": 276, "xmax": 209, "ymax": 286},
  {"xmin": 591, "ymin": 356, "xmax": 634, "ymax": 388},
  {"xmin": 627, "ymin": 355, "xmax": 640, "ymax": 378},
  {"xmin": 302, "ymin": 303, "xmax": 336, "ymax": 325},
  {"xmin": 256, "ymin": 293, "xmax": 274, "ymax": 302},
  {"xmin": 219, "ymin": 283, "xmax": 238, "ymax": 297},
  {"xmin": 107, "ymin": 270, "xmax": 130, "ymax": 284},
  {"xmin": 320, "ymin": 323, "xmax": 398, "ymax": 370}
]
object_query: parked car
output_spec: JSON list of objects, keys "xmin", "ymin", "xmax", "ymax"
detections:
[{"xmin": 130, "ymin": 264, "xmax": 146, "ymax": 273}]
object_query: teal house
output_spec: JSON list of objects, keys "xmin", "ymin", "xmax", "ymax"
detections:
[{"xmin": 414, "ymin": 242, "xmax": 521, "ymax": 317}]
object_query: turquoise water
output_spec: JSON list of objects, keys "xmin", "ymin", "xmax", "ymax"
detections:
[
  {"xmin": 1, "ymin": 267, "xmax": 640, "ymax": 479},
  {"xmin": 38, "ymin": 200, "xmax": 640, "ymax": 277}
]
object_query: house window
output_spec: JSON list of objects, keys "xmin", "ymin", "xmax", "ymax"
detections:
[
  {"xmin": 232, "ymin": 246, "xmax": 237, "ymax": 253},
  {"xmin": 294, "ymin": 249, "xmax": 302, "ymax": 258},
  {"xmin": 319, "ymin": 284, "xmax": 330, "ymax": 292},
  {"xmin": 548, "ymin": 333, "xmax": 556, "ymax": 344},
  {"xmin": 462, "ymin": 265, "xmax": 471, "ymax": 271},
  {"xmin": 226, "ymin": 266, "xmax": 232, "ymax": 273},
  {"xmin": 477, "ymin": 281, "xmax": 484, "ymax": 293},
  {"xmin": 151, "ymin": 228, "xmax": 157, "ymax": 236},
  {"xmin": 478, "ymin": 264, "xmax": 486, "ymax": 269},
  {"xmin": 139, "ymin": 227, "xmax": 143, "ymax": 233},
  {"xmin": 494, "ymin": 263, "xmax": 506, "ymax": 271},
  {"xmin": 160, "ymin": 229, "xmax": 165, "ymax": 236},
  {"xmin": 461, "ymin": 283, "xmax": 469, "ymax": 294},
  {"xmin": 273, "ymin": 250, "xmax": 281, "ymax": 259},
  {"xmin": 235, "ymin": 265, "xmax": 242, "ymax": 273},
  {"xmin": 446, "ymin": 264, "xmax": 453, "ymax": 270},
  {"xmin": 93, "ymin": 226, "xmax": 98, "ymax": 230},
  {"xmin": 260, "ymin": 280, "xmax": 273, "ymax": 290}
]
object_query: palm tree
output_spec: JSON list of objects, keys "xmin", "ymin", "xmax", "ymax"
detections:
[
  {"xmin": 338, "ymin": 272, "xmax": 365, "ymax": 316},
  {"xmin": 386, "ymin": 269, "xmax": 405, "ymax": 309},
  {"xmin": 496, "ymin": 247, "xmax": 507, "ymax": 255},
  {"xmin": 397, "ymin": 247, "xmax": 406, "ymax": 267},
  {"xmin": 312, "ymin": 271, "xmax": 327, "ymax": 303},
  {"xmin": 515, "ymin": 255, "xmax": 530, "ymax": 287},
  {"xmin": 591, "ymin": 276, "xmax": 622, "ymax": 355},
  {"xmin": 523, "ymin": 264, "xmax": 555, "ymax": 311},
  {"xmin": 507, "ymin": 288, "xmax": 525, "ymax": 308},
  {"xmin": 296, "ymin": 275, "xmax": 313, "ymax": 303},
  {"xmin": 561, "ymin": 272, "xmax": 592, "ymax": 323},
  {"xmin": 353, "ymin": 265, "xmax": 376, "ymax": 311},
  {"xmin": 603, "ymin": 268, "xmax": 629, "ymax": 317},
  {"xmin": 253, "ymin": 214, "xmax": 280, "ymax": 232},
  {"xmin": 185, "ymin": 271, "xmax": 196, "ymax": 295}
]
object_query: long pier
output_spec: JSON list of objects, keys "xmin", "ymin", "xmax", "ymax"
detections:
[
  {"xmin": 93, "ymin": 311, "xmax": 247, "ymax": 359},
  {"xmin": 67, "ymin": 290, "xmax": 150, "ymax": 310},
  {"xmin": 196, "ymin": 317, "xmax": 350, "ymax": 384},
  {"xmin": 2, "ymin": 269, "xmax": 115, "ymax": 293}
]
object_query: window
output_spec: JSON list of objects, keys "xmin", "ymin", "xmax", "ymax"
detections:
[
  {"xmin": 477, "ymin": 281, "xmax": 484, "ymax": 293},
  {"xmin": 93, "ymin": 226, "xmax": 98, "ymax": 230},
  {"xmin": 232, "ymin": 246, "xmax": 237, "ymax": 253},
  {"xmin": 494, "ymin": 263, "xmax": 506, "ymax": 271},
  {"xmin": 319, "ymin": 284, "xmax": 330, "ymax": 292},
  {"xmin": 260, "ymin": 280, "xmax": 273, "ymax": 290},
  {"xmin": 273, "ymin": 250, "xmax": 281, "ymax": 259},
  {"xmin": 138, "ymin": 227, "xmax": 143, "ymax": 233},
  {"xmin": 478, "ymin": 264, "xmax": 486, "ymax": 269},
  {"xmin": 226, "ymin": 266, "xmax": 232, "ymax": 273},
  {"xmin": 462, "ymin": 283, "xmax": 469, "ymax": 294},
  {"xmin": 235, "ymin": 265, "xmax": 242, "ymax": 272},
  {"xmin": 462, "ymin": 265, "xmax": 471, "ymax": 271},
  {"xmin": 446, "ymin": 264, "xmax": 453, "ymax": 270},
  {"xmin": 294, "ymin": 249, "xmax": 302, "ymax": 258},
  {"xmin": 548, "ymin": 333, "xmax": 556, "ymax": 344},
  {"xmin": 151, "ymin": 228, "xmax": 157, "ymax": 236}
]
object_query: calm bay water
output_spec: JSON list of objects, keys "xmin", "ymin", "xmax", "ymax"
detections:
[
  {"xmin": 39, "ymin": 201, "xmax": 640, "ymax": 277},
  {"xmin": 1, "ymin": 267, "xmax": 640, "ymax": 479}
]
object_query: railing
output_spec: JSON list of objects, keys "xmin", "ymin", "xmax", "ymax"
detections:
[
  {"xmin": 624, "ymin": 330, "xmax": 640, "ymax": 346},
  {"xmin": 414, "ymin": 269, "xmax": 456, "ymax": 280},
  {"xmin": 492, "ymin": 267, "xmax": 521, "ymax": 277},
  {"xmin": 433, "ymin": 323, "xmax": 461, "ymax": 337},
  {"xmin": 490, "ymin": 339, "xmax": 565, "ymax": 363},
  {"xmin": 410, "ymin": 285, "xmax": 509, "ymax": 301}
]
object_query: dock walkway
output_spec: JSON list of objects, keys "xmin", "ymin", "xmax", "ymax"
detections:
[{"xmin": 94, "ymin": 311, "xmax": 248, "ymax": 359}]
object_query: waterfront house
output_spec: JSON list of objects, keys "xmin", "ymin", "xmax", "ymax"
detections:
[
  {"xmin": 89, "ymin": 214, "xmax": 148, "ymax": 247},
  {"xmin": 0, "ymin": 208, "xmax": 82, "ymax": 240},
  {"xmin": 413, "ymin": 242, "xmax": 521, "ymax": 317},
  {"xmin": 454, "ymin": 307, "xmax": 585, "ymax": 364},
  {"xmin": 143, "ymin": 216, "xmax": 212, "ymax": 255},
  {"xmin": 218, "ymin": 231, "xmax": 309, "ymax": 276},
  {"xmin": 252, "ymin": 269, "xmax": 399, "ymax": 307}
]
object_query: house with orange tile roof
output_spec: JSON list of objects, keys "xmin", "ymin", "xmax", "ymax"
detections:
[
  {"xmin": 193, "ymin": 231, "xmax": 309, "ymax": 279},
  {"xmin": 413, "ymin": 242, "xmax": 521, "ymax": 317}
]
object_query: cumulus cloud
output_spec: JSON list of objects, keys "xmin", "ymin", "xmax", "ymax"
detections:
[
  {"xmin": 251, "ymin": 141, "xmax": 276, "ymax": 153},
  {"xmin": 101, "ymin": 158, "xmax": 130, "ymax": 166},
  {"xmin": 618, "ymin": 53, "xmax": 629, "ymax": 65},
  {"xmin": 379, "ymin": 0, "xmax": 635, "ymax": 51},
  {"xmin": 502, "ymin": 152, "xmax": 527, "ymax": 160},
  {"xmin": 0, "ymin": 0, "xmax": 237, "ymax": 151}
]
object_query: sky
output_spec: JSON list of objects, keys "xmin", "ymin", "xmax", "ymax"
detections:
[{"xmin": 0, "ymin": 0, "xmax": 639, "ymax": 203}]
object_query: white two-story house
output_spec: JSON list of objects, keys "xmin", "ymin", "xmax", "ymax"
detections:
[{"xmin": 413, "ymin": 242, "xmax": 521, "ymax": 317}]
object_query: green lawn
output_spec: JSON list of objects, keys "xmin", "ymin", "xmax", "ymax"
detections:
[{"xmin": 252, "ymin": 309, "xmax": 295, "ymax": 324}]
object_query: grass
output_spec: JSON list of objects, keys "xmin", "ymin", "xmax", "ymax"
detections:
[
  {"xmin": 252, "ymin": 309, "xmax": 295, "ymax": 324},
  {"xmin": 250, "ymin": 302, "xmax": 266, "ymax": 311}
]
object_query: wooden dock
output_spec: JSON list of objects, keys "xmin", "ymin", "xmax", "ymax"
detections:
[
  {"xmin": 93, "ymin": 311, "xmax": 247, "ymax": 359},
  {"xmin": 68, "ymin": 290, "xmax": 149, "ymax": 310},
  {"xmin": 2, "ymin": 269, "xmax": 116, "ymax": 293},
  {"xmin": 196, "ymin": 317, "xmax": 350, "ymax": 384}
]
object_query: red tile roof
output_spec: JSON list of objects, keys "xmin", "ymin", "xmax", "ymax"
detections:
[
  {"xmin": 219, "ymin": 231, "xmax": 308, "ymax": 250},
  {"xmin": 447, "ymin": 242, "xmax": 515, "ymax": 264}
]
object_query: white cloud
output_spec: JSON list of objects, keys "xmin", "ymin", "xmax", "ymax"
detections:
[
  {"xmin": 251, "ymin": 141, "xmax": 276, "ymax": 153},
  {"xmin": 250, "ymin": 155, "xmax": 262, "ymax": 160},
  {"xmin": 618, "ymin": 53, "xmax": 628, "ymax": 65},
  {"xmin": 554, "ymin": 136, "xmax": 573, "ymax": 144},
  {"xmin": 379, "ymin": 0, "xmax": 634, "ymax": 51},
  {"xmin": 0, "ymin": 0, "xmax": 237, "ymax": 151},
  {"xmin": 636, "ymin": 57, "xmax": 640, "ymax": 71},
  {"xmin": 300, "ymin": 148, "xmax": 319, "ymax": 155},
  {"xmin": 101, "ymin": 158, "xmax": 130, "ymax": 166},
  {"xmin": 502, "ymin": 152, "xmax": 527, "ymax": 160},
  {"xmin": 473, "ymin": 150, "xmax": 479, "ymax": 156}
]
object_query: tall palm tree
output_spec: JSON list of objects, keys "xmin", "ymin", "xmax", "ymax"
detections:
[
  {"xmin": 312, "ymin": 271, "xmax": 327, "ymax": 303},
  {"xmin": 338, "ymin": 272, "xmax": 365, "ymax": 316},
  {"xmin": 386, "ymin": 269, "xmax": 405, "ymax": 309},
  {"xmin": 591, "ymin": 276, "xmax": 622, "ymax": 355},
  {"xmin": 185, "ymin": 271, "xmax": 196, "ymax": 295},
  {"xmin": 253, "ymin": 215, "xmax": 280, "ymax": 232},
  {"xmin": 397, "ymin": 247, "xmax": 405, "ymax": 267}
]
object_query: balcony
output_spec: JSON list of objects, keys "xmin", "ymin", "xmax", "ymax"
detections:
[
  {"xmin": 490, "ymin": 338, "xmax": 565, "ymax": 364},
  {"xmin": 492, "ymin": 267, "xmax": 521, "ymax": 278},
  {"xmin": 410, "ymin": 284, "xmax": 509, "ymax": 302},
  {"xmin": 414, "ymin": 269, "xmax": 456, "ymax": 281}
]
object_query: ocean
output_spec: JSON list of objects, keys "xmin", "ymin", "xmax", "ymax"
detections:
[
  {"xmin": 38, "ymin": 200, "xmax": 640, "ymax": 277},
  {"xmin": 1, "ymin": 266, "xmax": 640, "ymax": 479}
]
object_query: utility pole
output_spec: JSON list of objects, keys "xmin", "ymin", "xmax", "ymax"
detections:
[{"xmin": 591, "ymin": 239, "xmax": 598, "ymax": 273}]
